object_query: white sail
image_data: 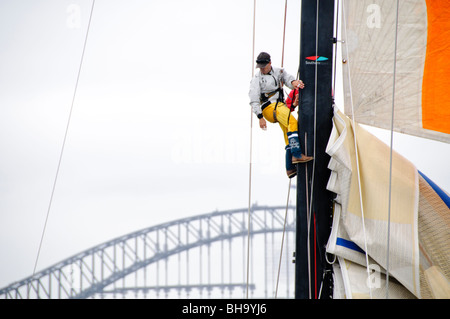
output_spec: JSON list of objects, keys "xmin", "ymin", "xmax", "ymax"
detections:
[
  {"xmin": 341, "ymin": 0, "xmax": 450, "ymax": 143},
  {"xmin": 326, "ymin": 108, "xmax": 450, "ymax": 299},
  {"xmin": 327, "ymin": 0, "xmax": 450, "ymax": 299},
  {"xmin": 327, "ymin": 109, "xmax": 420, "ymax": 297}
]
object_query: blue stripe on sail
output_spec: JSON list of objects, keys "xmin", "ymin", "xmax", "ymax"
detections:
[
  {"xmin": 336, "ymin": 238, "xmax": 365, "ymax": 254},
  {"xmin": 419, "ymin": 171, "xmax": 450, "ymax": 209}
]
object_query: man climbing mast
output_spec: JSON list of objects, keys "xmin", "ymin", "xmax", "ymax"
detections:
[{"xmin": 249, "ymin": 52, "xmax": 313, "ymax": 178}]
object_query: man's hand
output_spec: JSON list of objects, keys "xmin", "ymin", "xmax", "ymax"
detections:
[
  {"xmin": 259, "ymin": 117, "xmax": 267, "ymax": 130},
  {"xmin": 293, "ymin": 93, "xmax": 299, "ymax": 107},
  {"xmin": 291, "ymin": 80, "xmax": 305, "ymax": 89}
]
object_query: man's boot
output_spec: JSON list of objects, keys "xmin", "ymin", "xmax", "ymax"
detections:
[
  {"xmin": 288, "ymin": 132, "xmax": 313, "ymax": 165},
  {"xmin": 285, "ymin": 145, "xmax": 297, "ymax": 178},
  {"xmin": 292, "ymin": 154, "xmax": 313, "ymax": 164}
]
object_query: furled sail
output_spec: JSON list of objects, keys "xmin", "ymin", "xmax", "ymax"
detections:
[
  {"xmin": 329, "ymin": 0, "xmax": 450, "ymax": 299},
  {"xmin": 326, "ymin": 108, "xmax": 450, "ymax": 299},
  {"xmin": 341, "ymin": 0, "xmax": 450, "ymax": 143}
]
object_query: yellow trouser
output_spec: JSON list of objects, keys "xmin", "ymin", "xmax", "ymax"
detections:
[{"xmin": 262, "ymin": 102, "xmax": 298, "ymax": 145}]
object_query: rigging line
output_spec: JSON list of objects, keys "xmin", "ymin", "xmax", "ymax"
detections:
[
  {"xmin": 296, "ymin": 0, "xmax": 302, "ymax": 80},
  {"xmin": 332, "ymin": 0, "xmax": 340, "ymax": 97},
  {"xmin": 305, "ymin": 0, "xmax": 321, "ymax": 299},
  {"xmin": 32, "ymin": 0, "xmax": 96, "ymax": 276},
  {"xmin": 273, "ymin": 0, "xmax": 290, "ymax": 299},
  {"xmin": 281, "ymin": 0, "xmax": 288, "ymax": 68},
  {"xmin": 264, "ymin": 0, "xmax": 290, "ymax": 299},
  {"xmin": 274, "ymin": 178, "xmax": 292, "ymax": 298},
  {"xmin": 323, "ymin": 0, "xmax": 339, "ymax": 275},
  {"xmin": 341, "ymin": 0, "xmax": 373, "ymax": 299},
  {"xmin": 386, "ymin": 0, "xmax": 400, "ymax": 300},
  {"xmin": 295, "ymin": 0, "xmax": 307, "ymax": 293},
  {"xmin": 246, "ymin": 0, "xmax": 257, "ymax": 299},
  {"xmin": 304, "ymin": 133, "xmax": 312, "ymax": 299}
]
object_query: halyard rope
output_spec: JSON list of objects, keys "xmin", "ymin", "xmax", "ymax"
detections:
[
  {"xmin": 341, "ymin": 0, "xmax": 373, "ymax": 299},
  {"xmin": 33, "ymin": 0, "xmax": 96, "ymax": 275},
  {"xmin": 246, "ymin": 0, "xmax": 257, "ymax": 299},
  {"xmin": 386, "ymin": 0, "xmax": 400, "ymax": 300}
]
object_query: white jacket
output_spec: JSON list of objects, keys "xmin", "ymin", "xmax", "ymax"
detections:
[{"xmin": 248, "ymin": 67, "xmax": 296, "ymax": 118}]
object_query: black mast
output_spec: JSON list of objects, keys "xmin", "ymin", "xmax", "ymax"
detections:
[{"xmin": 295, "ymin": 0, "xmax": 335, "ymax": 299}]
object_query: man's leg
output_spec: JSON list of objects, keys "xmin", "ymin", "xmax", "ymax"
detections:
[
  {"xmin": 277, "ymin": 104, "xmax": 313, "ymax": 164},
  {"xmin": 285, "ymin": 145, "xmax": 297, "ymax": 178}
]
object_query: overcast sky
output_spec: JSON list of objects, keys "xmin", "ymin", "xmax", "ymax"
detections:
[{"xmin": 0, "ymin": 0, "xmax": 448, "ymax": 289}]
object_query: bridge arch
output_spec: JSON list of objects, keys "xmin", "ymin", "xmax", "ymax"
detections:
[{"xmin": 0, "ymin": 205, "xmax": 296, "ymax": 299}]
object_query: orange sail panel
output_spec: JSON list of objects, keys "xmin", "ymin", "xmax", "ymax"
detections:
[{"xmin": 422, "ymin": 1, "xmax": 450, "ymax": 134}]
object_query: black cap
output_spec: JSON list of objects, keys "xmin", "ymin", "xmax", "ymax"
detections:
[{"xmin": 256, "ymin": 52, "xmax": 271, "ymax": 68}]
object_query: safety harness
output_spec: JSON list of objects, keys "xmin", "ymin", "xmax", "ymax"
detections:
[{"xmin": 259, "ymin": 71, "xmax": 285, "ymax": 123}]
